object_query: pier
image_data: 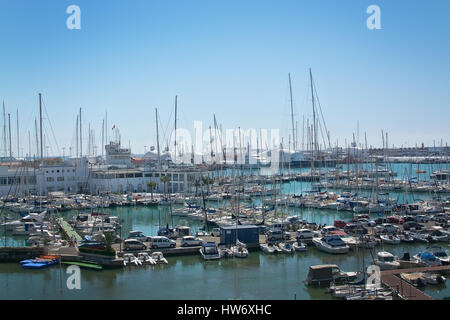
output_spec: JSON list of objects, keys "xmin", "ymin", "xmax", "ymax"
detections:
[
  {"xmin": 381, "ymin": 265, "xmax": 450, "ymax": 300},
  {"xmin": 56, "ymin": 217, "xmax": 82, "ymax": 243}
]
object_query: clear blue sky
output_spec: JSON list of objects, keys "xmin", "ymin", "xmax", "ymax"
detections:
[{"xmin": 0, "ymin": 0, "xmax": 449, "ymax": 156}]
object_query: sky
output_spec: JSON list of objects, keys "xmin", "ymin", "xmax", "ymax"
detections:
[{"xmin": 0, "ymin": 0, "xmax": 449, "ymax": 157}]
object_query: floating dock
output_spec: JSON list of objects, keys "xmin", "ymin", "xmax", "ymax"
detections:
[{"xmin": 56, "ymin": 217, "xmax": 82, "ymax": 243}]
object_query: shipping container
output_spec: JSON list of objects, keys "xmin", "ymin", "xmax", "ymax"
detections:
[{"xmin": 220, "ymin": 225, "xmax": 260, "ymax": 246}]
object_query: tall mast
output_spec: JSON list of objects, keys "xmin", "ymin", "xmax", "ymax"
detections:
[
  {"xmin": 2, "ymin": 101, "xmax": 6, "ymax": 157},
  {"xmin": 174, "ymin": 95, "xmax": 177, "ymax": 161},
  {"xmin": 105, "ymin": 110, "xmax": 108, "ymax": 145},
  {"xmin": 28, "ymin": 131, "xmax": 31, "ymax": 160},
  {"xmin": 79, "ymin": 108, "xmax": 82, "ymax": 157},
  {"xmin": 156, "ymin": 108, "xmax": 161, "ymax": 168},
  {"xmin": 35, "ymin": 119, "xmax": 39, "ymax": 159},
  {"xmin": 102, "ymin": 119, "xmax": 104, "ymax": 158},
  {"xmin": 39, "ymin": 93, "xmax": 43, "ymax": 162},
  {"xmin": 288, "ymin": 73, "xmax": 296, "ymax": 151},
  {"xmin": 16, "ymin": 109, "xmax": 19, "ymax": 158},
  {"xmin": 309, "ymin": 68, "xmax": 317, "ymax": 156},
  {"xmin": 76, "ymin": 115, "xmax": 79, "ymax": 158},
  {"xmin": 8, "ymin": 113, "xmax": 12, "ymax": 160}
]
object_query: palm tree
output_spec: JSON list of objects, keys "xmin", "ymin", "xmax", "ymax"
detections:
[
  {"xmin": 194, "ymin": 179, "xmax": 201, "ymax": 196},
  {"xmin": 160, "ymin": 175, "xmax": 171, "ymax": 197},
  {"xmin": 147, "ymin": 181, "xmax": 157, "ymax": 199}
]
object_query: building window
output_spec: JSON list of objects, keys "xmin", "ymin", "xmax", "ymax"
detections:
[
  {"xmin": 57, "ymin": 177, "xmax": 64, "ymax": 182},
  {"xmin": 47, "ymin": 177, "xmax": 54, "ymax": 182}
]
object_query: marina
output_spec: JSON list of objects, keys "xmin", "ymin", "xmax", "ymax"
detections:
[{"xmin": 1, "ymin": 0, "xmax": 450, "ymax": 305}]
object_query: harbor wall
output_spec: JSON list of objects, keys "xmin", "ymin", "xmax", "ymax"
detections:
[{"xmin": 0, "ymin": 247, "xmax": 45, "ymax": 262}]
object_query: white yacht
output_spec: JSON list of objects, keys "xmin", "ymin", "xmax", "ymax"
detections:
[
  {"xmin": 199, "ymin": 242, "xmax": 221, "ymax": 260},
  {"xmin": 312, "ymin": 235, "xmax": 350, "ymax": 254},
  {"xmin": 374, "ymin": 251, "xmax": 400, "ymax": 271}
]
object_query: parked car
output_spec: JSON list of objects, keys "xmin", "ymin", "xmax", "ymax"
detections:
[
  {"xmin": 180, "ymin": 236, "xmax": 205, "ymax": 247},
  {"xmin": 321, "ymin": 226, "xmax": 338, "ymax": 235},
  {"xmin": 296, "ymin": 229, "xmax": 314, "ymax": 240},
  {"xmin": 126, "ymin": 230, "xmax": 150, "ymax": 242},
  {"xmin": 148, "ymin": 236, "xmax": 176, "ymax": 249},
  {"xmin": 266, "ymin": 230, "xmax": 284, "ymax": 242},
  {"xmin": 123, "ymin": 239, "xmax": 147, "ymax": 251}
]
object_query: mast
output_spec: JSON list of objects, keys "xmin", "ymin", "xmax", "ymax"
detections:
[
  {"xmin": 309, "ymin": 68, "xmax": 317, "ymax": 157},
  {"xmin": 155, "ymin": 108, "xmax": 161, "ymax": 168},
  {"xmin": 35, "ymin": 119, "xmax": 39, "ymax": 159},
  {"xmin": 79, "ymin": 108, "xmax": 82, "ymax": 157},
  {"xmin": 28, "ymin": 131, "xmax": 31, "ymax": 160},
  {"xmin": 16, "ymin": 109, "xmax": 19, "ymax": 158},
  {"xmin": 101, "ymin": 119, "xmax": 104, "ymax": 158},
  {"xmin": 8, "ymin": 113, "xmax": 12, "ymax": 160},
  {"xmin": 288, "ymin": 73, "xmax": 296, "ymax": 151},
  {"xmin": 2, "ymin": 101, "xmax": 6, "ymax": 158},
  {"xmin": 174, "ymin": 95, "xmax": 177, "ymax": 161},
  {"xmin": 39, "ymin": 93, "xmax": 43, "ymax": 162},
  {"xmin": 76, "ymin": 115, "xmax": 78, "ymax": 158}
]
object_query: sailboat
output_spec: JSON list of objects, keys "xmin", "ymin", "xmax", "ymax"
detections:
[{"xmin": 231, "ymin": 239, "xmax": 248, "ymax": 258}]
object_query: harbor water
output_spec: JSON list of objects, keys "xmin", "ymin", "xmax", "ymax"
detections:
[{"xmin": 1, "ymin": 205, "xmax": 449, "ymax": 300}]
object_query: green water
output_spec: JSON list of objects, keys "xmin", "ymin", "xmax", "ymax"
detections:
[
  {"xmin": 1, "ymin": 241, "xmax": 448, "ymax": 300},
  {"xmin": 1, "ymin": 205, "xmax": 450, "ymax": 299}
]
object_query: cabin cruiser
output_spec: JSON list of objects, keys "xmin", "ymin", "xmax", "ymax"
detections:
[
  {"xmin": 199, "ymin": 242, "xmax": 221, "ymax": 260},
  {"xmin": 1, "ymin": 211, "xmax": 46, "ymax": 231},
  {"xmin": 330, "ymin": 231, "xmax": 358, "ymax": 249},
  {"xmin": 312, "ymin": 235, "xmax": 350, "ymax": 254},
  {"xmin": 374, "ymin": 251, "xmax": 400, "ymax": 271},
  {"xmin": 428, "ymin": 246, "xmax": 450, "ymax": 265},
  {"xmin": 413, "ymin": 252, "xmax": 442, "ymax": 267}
]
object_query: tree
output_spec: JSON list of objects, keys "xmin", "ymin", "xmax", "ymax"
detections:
[
  {"xmin": 194, "ymin": 179, "xmax": 201, "ymax": 196},
  {"xmin": 147, "ymin": 181, "xmax": 157, "ymax": 199},
  {"xmin": 160, "ymin": 175, "xmax": 171, "ymax": 197}
]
